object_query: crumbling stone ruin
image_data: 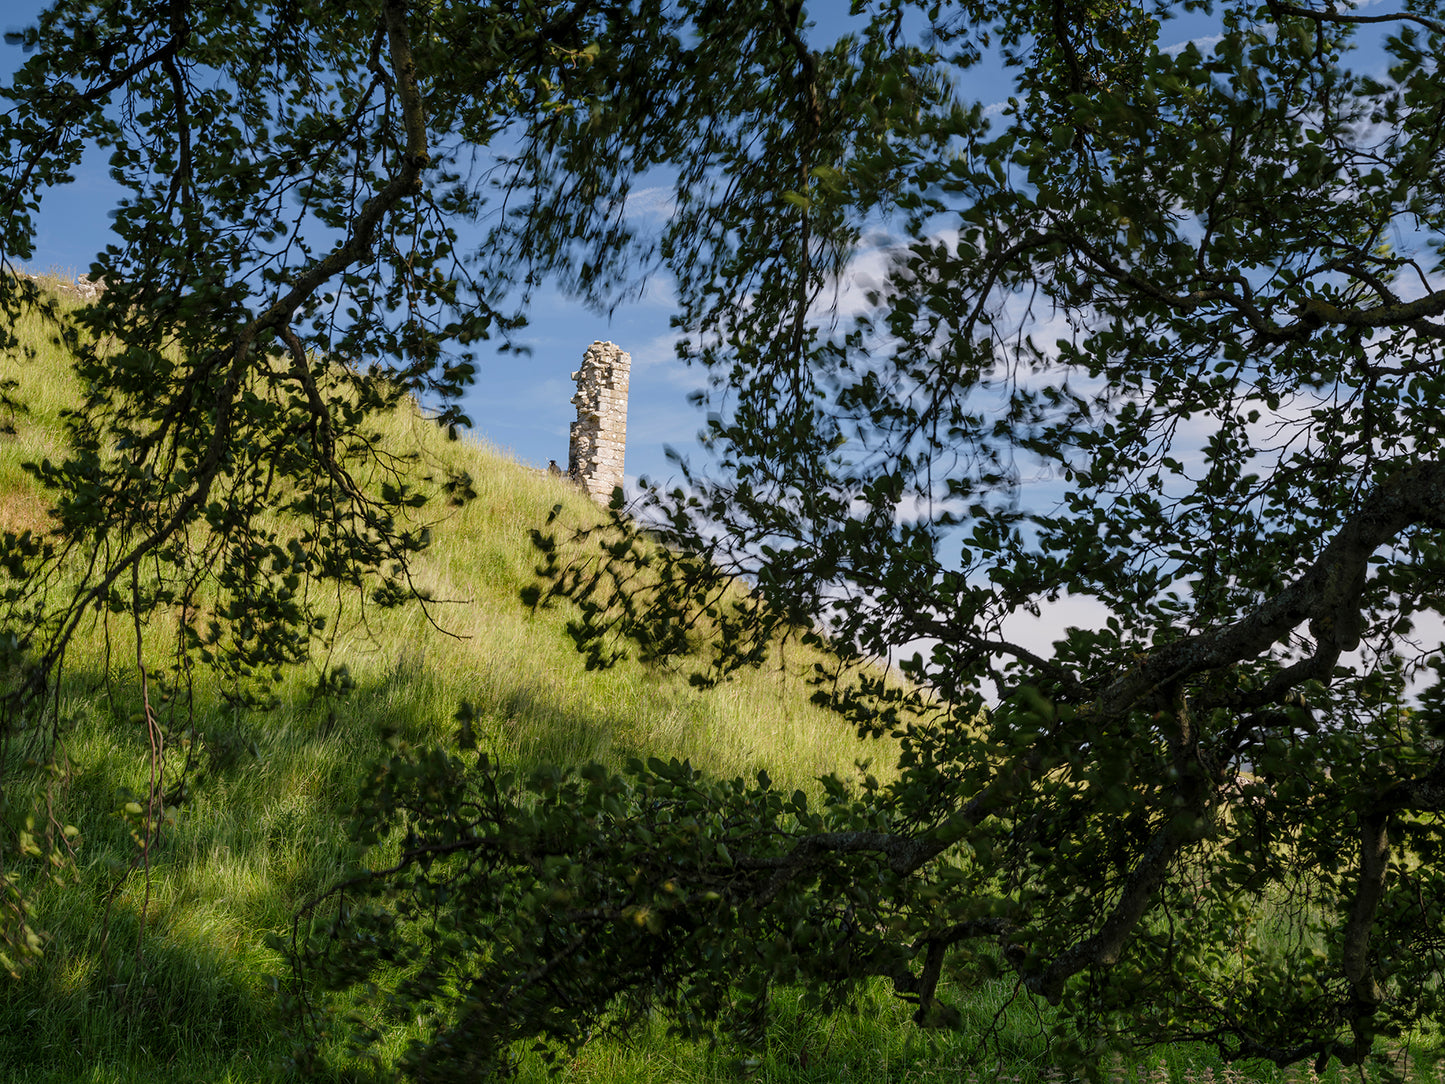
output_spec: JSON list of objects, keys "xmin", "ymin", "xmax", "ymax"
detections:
[
  {"xmin": 63, "ymin": 274, "xmax": 106, "ymax": 302},
  {"xmin": 568, "ymin": 341, "xmax": 630, "ymax": 503}
]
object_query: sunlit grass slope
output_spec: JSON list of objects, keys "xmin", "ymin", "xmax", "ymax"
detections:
[
  {"xmin": 0, "ymin": 277, "xmax": 897, "ymax": 1083},
  {"xmin": 1, "ymin": 278, "xmax": 1436, "ymax": 1084}
]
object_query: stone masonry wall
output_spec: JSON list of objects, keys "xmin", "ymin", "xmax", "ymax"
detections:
[{"xmin": 568, "ymin": 341, "xmax": 631, "ymax": 503}]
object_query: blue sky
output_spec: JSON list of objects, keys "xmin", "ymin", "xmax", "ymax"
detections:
[
  {"xmin": 1, "ymin": 1, "xmax": 1258, "ymax": 491},
  {"xmin": 7, "ymin": 2, "xmax": 1432, "ymax": 679},
  {"xmin": 0, "ymin": 1, "xmax": 910, "ymax": 488},
  {"xmin": 1, "ymin": 0, "xmax": 1398, "ymax": 500}
]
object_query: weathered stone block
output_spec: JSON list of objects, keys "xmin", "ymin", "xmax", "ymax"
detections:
[{"xmin": 568, "ymin": 341, "xmax": 631, "ymax": 503}]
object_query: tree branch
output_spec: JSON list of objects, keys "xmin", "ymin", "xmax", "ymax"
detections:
[
  {"xmin": 35, "ymin": 0, "xmax": 434, "ymax": 688},
  {"xmin": 1341, "ymin": 813, "xmax": 1388, "ymax": 1022},
  {"xmin": 1094, "ymin": 460, "xmax": 1445, "ymax": 718},
  {"xmin": 0, "ymin": 0, "xmax": 200, "ymax": 235},
  {"xmin": 1267, "ymin": 1, "xmax": 1445, "ymax": 37}
]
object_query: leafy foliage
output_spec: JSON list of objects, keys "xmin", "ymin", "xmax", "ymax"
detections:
[
  {"xmin": 288, "ymin": 743, "xmax": 908, "ymax": 1079},
  {"xmin": 5, "ymin": 0, "xmax": 1445, "ymax": 1078},
  {"xmin": 0, "ymin": 0, "xmax": 618, "ymax": 717},
  {"xmin": 519, "ymin": 0, "xmax": 1445, "ymax": 1073}
]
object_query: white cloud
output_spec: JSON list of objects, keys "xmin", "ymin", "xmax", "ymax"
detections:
[
  {"xmin": 1162, "ymin": 33, "xmax": 1224, "ymax": 56},
  {"xmin": 625, "ymin": 185, "xmax": 676, "ymax": 224}
]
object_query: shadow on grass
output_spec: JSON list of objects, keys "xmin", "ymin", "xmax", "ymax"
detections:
[{"xmin": 0, "ymin": 653, "xmax": 676, "ymax": 1082}]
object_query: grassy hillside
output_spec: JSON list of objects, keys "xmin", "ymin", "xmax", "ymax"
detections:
[
  {"xmin": 0, "ymin": 277, "xmax": 937, "ymax": 1082},
  {"xmin": 0, "ymin": 278, "xmax": 1437, "ymax": 1084}
]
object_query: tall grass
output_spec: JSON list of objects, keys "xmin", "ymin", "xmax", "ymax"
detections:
[
  {"xmin": 0, "ymin": 279, "xmax": 1437, "ymax": 1082},
  {"xmin": 0, "ymin": 279, "xmax": 891, "ymax": 1081}
]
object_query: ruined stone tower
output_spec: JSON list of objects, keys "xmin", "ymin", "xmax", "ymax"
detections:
[{"xmin": 568, "ymin": 341, "xmax": 631, "ymax": 503}]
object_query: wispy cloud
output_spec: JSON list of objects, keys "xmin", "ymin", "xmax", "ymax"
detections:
[
  {"xmin": 1162, "ymin": 32, "xmax": 1224, "ymax": 56},
  {"xmin": 625, "ymin": 185, "xmax": 676, "ymax": 224}
]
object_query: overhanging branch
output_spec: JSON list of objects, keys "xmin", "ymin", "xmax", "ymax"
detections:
[
  {"xmin": 1093, "ymin": 459, "xmax": 1445, "ymax": 717},
  {"xmin": 33, "ymin": 0, "xmax": 435, "ymax": 691},
  {"xmin": 1266, "ymin": 0, "xmax": 1445, "ymax": 37}
]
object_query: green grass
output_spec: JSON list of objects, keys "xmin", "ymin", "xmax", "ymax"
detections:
[
  {"xmin": 0, "ymin": 277, "xmax": 1439, "ymax": 1083},
  {"xmin": 0, "ymin": 278, "xmax": 895, "ymax": 1081}
]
